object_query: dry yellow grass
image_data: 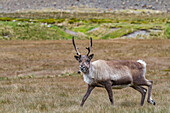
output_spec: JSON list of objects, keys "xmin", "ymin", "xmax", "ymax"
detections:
[{"xmin": 0, "ymin": 39, "xmax": 169, "ymax": 112}]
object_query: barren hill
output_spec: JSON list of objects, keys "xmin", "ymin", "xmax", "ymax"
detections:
[{"xmin": 0, "ymin": 0, "xmax": 169, "ymax": 13}]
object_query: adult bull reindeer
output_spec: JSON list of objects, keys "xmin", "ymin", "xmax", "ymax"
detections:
[{"xmin": 72, "ymin": 37, "xmax": 156, "ymax": 107}]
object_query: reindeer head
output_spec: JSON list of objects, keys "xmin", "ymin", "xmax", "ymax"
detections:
[{"xmin": 72, "ymin": 37, "xmax": 94, "ymax": 74}]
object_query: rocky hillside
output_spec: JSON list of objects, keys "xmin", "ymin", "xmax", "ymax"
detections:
[{"xmin": 0, "ymin": 0, "xmax": 169, "ymax": 13}]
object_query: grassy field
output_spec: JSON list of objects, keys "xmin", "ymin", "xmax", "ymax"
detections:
[
  {"xmin": 0, "ymin": 39, "xmax": 169, "ymax": 112},
  {"xmin": 0, "ymin": 12, "xmax": 169, "ymax": 40}
]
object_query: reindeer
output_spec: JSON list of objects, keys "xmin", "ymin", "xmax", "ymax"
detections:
[{"xmin": 72, "ymin": 37, "xmax": 156, "ymax": 107}]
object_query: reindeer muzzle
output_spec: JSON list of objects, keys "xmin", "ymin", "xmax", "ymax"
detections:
[{"xmin": 80, "ymin": 66, "xmax": 88, "ymax": 73}]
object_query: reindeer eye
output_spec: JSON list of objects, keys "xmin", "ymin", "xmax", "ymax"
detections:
[
  {"xmin": 79, "ymin": 60, "xmax": 82, "ymax": 63},
  {"xmin": 87, "ymin": 59, "xmax": 90, "ymax": 62}
]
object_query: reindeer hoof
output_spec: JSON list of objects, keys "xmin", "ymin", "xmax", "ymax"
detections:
[
  {"xmin": 80, "ymin": 104, "xmax": 84, "ymax": 107},
  {"xmin": 148, "ymin": 99, "xmax": 156, "ymax": 105}
]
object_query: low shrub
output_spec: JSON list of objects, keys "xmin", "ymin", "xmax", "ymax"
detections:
[
  {"xmin": 56, "ymin": 19, "xmax": 65, "ymax": 23},
  {"xmin": 16, "ymin": 18, "xmax": 31, "ymax": 22},
  {"xmin": 89, "ymin": 18, "xmax": 102, "ymax": 24},
  {"xmin": 0, "ymin": 17, "xmax": 13, "ymax": 21},
  {"xmin": 68, "ymin": 18, "xmax": 80, "ymax": 24},
  {"xmin": 38, "ymin": 19, "xmax": 56, "ymax": 24}
]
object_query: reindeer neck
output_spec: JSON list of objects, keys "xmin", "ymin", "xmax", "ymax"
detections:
[
  {"xmin": 82, "ymin": 64, "xmax": 95, "ymax": 85},
  {"xmin": 83, "ymin": 63, "xmax": 95, "ymax": 76}
]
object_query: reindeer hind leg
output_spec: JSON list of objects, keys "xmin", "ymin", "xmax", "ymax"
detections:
[
  {"xmin": 131, "ymin": 86, "xmax": 147, "ymax": 106},
  {"xmin": 145, "ymin": 80, "xmax": 156, "ymax": 105},
  {"xmin": 133, "ymin": 76, "xmax": 156, "ymax": 106}
]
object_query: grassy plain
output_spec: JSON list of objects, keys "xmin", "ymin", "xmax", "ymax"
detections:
[{"xmin": 0, "ymin": 39, "xmax": 169, "ymax": 112}]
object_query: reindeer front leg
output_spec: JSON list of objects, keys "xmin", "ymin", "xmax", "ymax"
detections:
[
  {"xmin": 80, "ymin": 84, "xmax": 95, "ymax": 107},
  {"xmin": 104, "ymin": 81, "xmax": 114, "ymax": 105}
]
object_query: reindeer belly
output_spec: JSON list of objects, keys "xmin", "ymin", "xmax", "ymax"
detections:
[
  {"xmin": 110, "ymin": 73, "xmax": 133, "ymax": 89},
  {"xmin": 111, "ymin": 76, "xmax": 132, "ymax": 89},
  {"xmin": 112, "ymin": 84, "xmax": 132, "ymax": 89}
]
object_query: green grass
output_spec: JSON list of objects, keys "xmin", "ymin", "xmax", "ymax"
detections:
[
  {"xmin": 0, "ymin": 19, "xmax": 168, "ymax": 40},
  {"xmin": 165, "ymin": 24, "xmax": 170, "ymax": 39},
  {"xmin": 73, "ymin": 24, "xmax": 100, "ymax": 33},
  {"xmin": 50, "ymin": 25, "xmax": 72, "ymax": 39},
  {"xmin": 101, "ymin": 23, "xmax": 165, "ymax": 39},
  {"xmin": 0, "ymin": 12, "xmax": 169, "ymax": 40},
  {"xmin": 0, "ymin": 21, "xmax": 72, "ymax": 40}
]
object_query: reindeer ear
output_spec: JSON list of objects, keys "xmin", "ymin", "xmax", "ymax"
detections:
[
  {"xmin": 74, "ymin": 55, "xmax": 80, "ymax": 61},
  {"xmin": 89, "ymin": 54, "xmax": 94, "ymax": 60}
]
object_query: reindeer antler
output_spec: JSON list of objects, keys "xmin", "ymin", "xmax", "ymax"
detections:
[
  {"xmin": 86, "ymin": 37, "xmax": 92, "ymax": 56},
  {"xmin": 72, "ymin": 37, "xmax": 81, "ymax": 56}
]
